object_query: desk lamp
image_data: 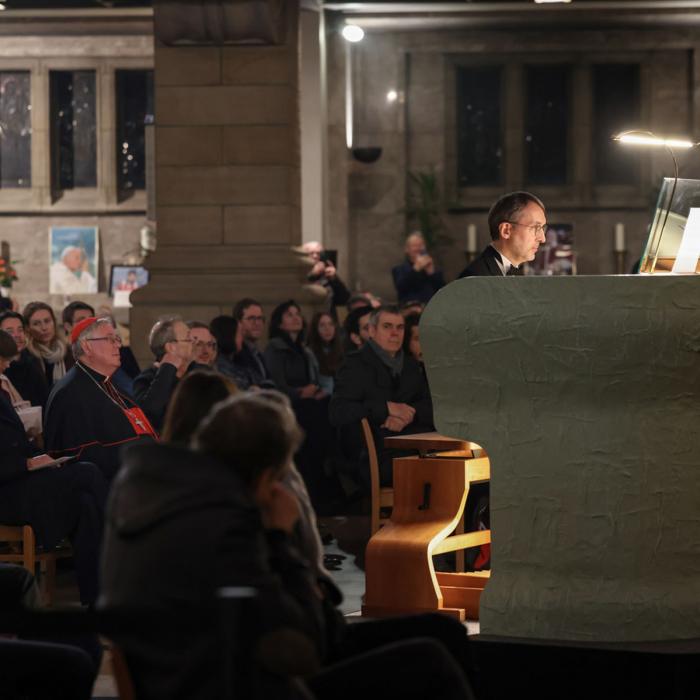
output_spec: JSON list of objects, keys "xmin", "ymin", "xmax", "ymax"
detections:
[{"xmin": 613, "ymin": 130, "xmax": 699, "ymax": 273}]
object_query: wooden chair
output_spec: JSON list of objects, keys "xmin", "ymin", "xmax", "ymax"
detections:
[
  {"xmin": 360, "ymin": 418, "xmax": 394, "ymax": 535},
  {"xmin": 0, "ymin": 525, "xmax": 72, "ymax": 606}
]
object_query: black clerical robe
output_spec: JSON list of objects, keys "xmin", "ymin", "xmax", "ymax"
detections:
[{"xmin": 44, "ymin": 363, "xmax": 157, "ymax": 481}]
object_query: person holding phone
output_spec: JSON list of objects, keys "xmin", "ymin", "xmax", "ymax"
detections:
[{"xmin": 392, "ymin": 232, "xmax": 445, "ymax": 304}]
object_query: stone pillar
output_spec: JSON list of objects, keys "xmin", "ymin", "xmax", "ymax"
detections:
[{"xmin": 130, "ymin": 1, "xmax": 310, "ymax": 364}]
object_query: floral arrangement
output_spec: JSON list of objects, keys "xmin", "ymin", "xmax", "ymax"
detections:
[{"xmin": 0, "ymin": 257, "xmax": 19, "ymax": 288}]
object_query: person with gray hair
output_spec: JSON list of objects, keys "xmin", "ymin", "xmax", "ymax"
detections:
[
  {"xmin": 330, "ymin": 304, "xmax": 433, "ymax": 489},
  {"xmin": 133, "ymin": 315, "xmax": 202, "ymax": 431},
  {"xmin": 44, "ymin": 316, "xmax": 157, "ymax": 482}
]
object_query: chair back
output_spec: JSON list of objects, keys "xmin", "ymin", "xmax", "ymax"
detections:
[{"xmin": 361, "ymin": 418, "xmax": 393, "ymax": 535}]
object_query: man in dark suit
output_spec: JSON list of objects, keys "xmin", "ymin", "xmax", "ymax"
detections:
[
  {"xmin": 459, "ymin": 191, "xmax": 547, "ymax": 278},
  {"xmin": 457, "ymin": 191, "xmax": 547, "ymax": 569},
  {"xmin": 330, "ymin": 305, "xmax": 433, "ymax": 488}
]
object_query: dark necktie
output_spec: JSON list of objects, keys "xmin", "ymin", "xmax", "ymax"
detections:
[{"xmin": 506, "ymin": 266, "xmax": 521, "ymax": 276}]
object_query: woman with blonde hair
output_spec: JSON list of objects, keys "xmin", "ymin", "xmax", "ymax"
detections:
[{"xmin": 22, "ymin": 301, "xmax": 66, "ymax": 387}]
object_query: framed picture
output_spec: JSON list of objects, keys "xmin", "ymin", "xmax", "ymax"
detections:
[
  {"xmin": 530, "ymin": 223, "xmax": 576, "ymax": 276},
  {"xmin": 49, "ymin": 226, "xmax": 99, "ymax": 295},
  {"xmin": 109, "ymin": 265, "xmax": 149, "ymax": 308}
]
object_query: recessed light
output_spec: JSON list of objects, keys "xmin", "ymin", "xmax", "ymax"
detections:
[{"xmin": 342, "ymin": 24, "xmax": 365, "ymax": 43}]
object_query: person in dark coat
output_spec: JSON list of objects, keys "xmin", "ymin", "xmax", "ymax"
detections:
[
  {"xmin": 62, "ymin": 301, "xmax": 140, "ymax": 397},
  {"xmin": 263, "ymin": 301, "xmax": 337, "ymax": 509},
  {"xmin": 100, "ymin": 394, "xmax": 326, "ymax": 700},
  {"xmin": 44, "ymin": 317, "xmax": 157, "ymax": 482},
  {"xmin": 330, "ymin": 305, "xmax": 434, "ymax": 487},
  {"xmin": 210, "ymin": 314, "xmax": 260, "ymax": 390},
  {"xmin": 458, "ymin": 191, "xmax": 547, "ymax": 278},
  {"xmin": 392, "ymin": 232, "xmax": 445, "ymax": 304},
  {"xmin": 133, "ymin": 316, "xmax": 203, "ymax": 431},
  {"xmin": 100, "ymin": 393, "xmax": 475, "ymax": 700},
  {"xmin": 0, "ymin": 311, "xmax": 48, "ymax": 407},
  {"xmin": 0, "ymin": 331, "xmax": 108, "ymax": 605},
  {"xmin": 233, "ymin": 298, "xmax": 276, "ymax": 387}
]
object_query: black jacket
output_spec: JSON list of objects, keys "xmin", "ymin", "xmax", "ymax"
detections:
[
  {"xmin": 329, "ymin": 344, "xmax": 434, "ymax": 435},
  {"xmin": 5, "ymin": 349, "xmax": 48, "ymax": 408},
  {"xmin": 99, "ymin": 442, "xmax": 326, "ymax": 700},
  {"xmin": 391, "ymin": 259, "xmax": 445, "ymax": 303},
  {"xmin": 0, "ymin": 391, "xmax": 107, "ymax": 549},
  {"xmin": 458, "ymin": 244, "xmax": 505, "ymax": 278},
  {"xmin": 263, "ymin": 337, "xmax": 320, "ymax": 400},
  {"xmin": 234, "ymin": 342, "xmax": 274, "ymax": 388},
  {"xmin": 133, "ymin": 361, "xmax": 206, "ymax": 431}
]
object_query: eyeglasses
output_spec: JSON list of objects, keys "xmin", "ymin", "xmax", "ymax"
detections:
[
  {"xmin": 504, "ymin": 221, "xmax": 549, "ymax": 237},
  {"xmin": 86, "ymin": 335, "xmax": 123, "ymax": 347},
  {"xmin": 193, "ymin": 340, "xmax": 217, "ymax": 350},
  {"xmin": 243, "ymin": 315, "xmax": 265, "ymax": 323},
  {"xmin": 174, "ymin": 338, "xmax": 193, "ymax": 344}
]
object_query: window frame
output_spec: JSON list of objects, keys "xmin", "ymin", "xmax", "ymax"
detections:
[
  {"xmin": 447, "ymin": 51, "xmax": 652, "ymax": 210},
  {"xmin": 0, "ymin": 55, "xmax": 152, "ymax": 214}
]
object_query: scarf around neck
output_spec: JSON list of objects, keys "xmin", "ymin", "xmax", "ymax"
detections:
[{"xmin": 368, "ymin": 338, "xmax": 404, "ymax": 377}]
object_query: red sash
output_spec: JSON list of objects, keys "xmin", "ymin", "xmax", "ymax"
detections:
[{"xmin": 123, "ymin": 406, "xmax": 158, "ymax": 439}]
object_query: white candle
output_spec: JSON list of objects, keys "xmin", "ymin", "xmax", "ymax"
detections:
[
  {"xmin": 614, "ymin": 223, "xmax": 626, "ymax": 252},
  {"xmin": 467, "ymin": 224, "xmax": 477, "ymax": 253}
]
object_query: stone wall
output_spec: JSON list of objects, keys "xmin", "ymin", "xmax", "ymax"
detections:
[
  {"xmin": 4, "ymin": 213, "xmax": 144, "ymax": 321},
  {"xmin": 328, "ymin": 22, "xmax": 700, "ymax": 300}
]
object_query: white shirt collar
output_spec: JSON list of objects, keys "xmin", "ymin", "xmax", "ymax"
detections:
[{"xmin": 491, "ymin": 245, "xmax": 516, "ymax": 276}]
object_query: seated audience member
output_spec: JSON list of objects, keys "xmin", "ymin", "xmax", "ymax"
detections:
[
  {"xmin": 330, "ymin": 305, "xmax": 434, "ymax": 487},
  {"xmin": 23, "ymin": 301, "xmax": 66, "ymax": 388},
  {"xmin": 0, "ymin": 311, "xmax": 48, "ymax": 407},
  {"xmin": 264, "ymin": 300, "xmax": 336, "ymax": 508},
  {"xmin": 210, "ymin": 315, "xmax": 256, "ymax": 389},
  {"xmin": 187, "ymin": 321, "xmax": 217, "ymax": 368},
  {"xmin": 307, "ymin": 311, "xmax": 344, "ymax": 395},
  {"xmin": 160, "ymin": 369, "xmax": 238, "ymax": 445},
  {"xmin": 161, "ymin": 372, "xmax": 330, "ymax": 581},
  {"xmin": 101, "ymin": 394, "xmax": 474, "ymax": 700},
  {"xmin": 62, "ymin": 301, "xmax": 94, "ymax": 339},
  {"xmin": 133, "ymin": 316, "xmax": 200, "ymax": 431},
  {"xmin": 392, "ymin": 232, "xmax": 445, "ymax": 304},
  {"xmin": 0, "ymin": 330, "xmax": 108, "ymax": 605},
  {"xmin": 62, "ymin": 301, "xmax": 140, "ymax": 397},
  {"xmin": 403, "ymin": 312, "xmax": 423, "ymax": 366},
  {"xmin": 232, "ymin": 297, "xmax": 275, "ymax": 387},
  {"xmin": 342, "ymin": 304, "xmax": 373, "ymax": 353},
  {"xmin": 301, "ymin": 241, "xmax": 351, "ymax": 317},
  {"xmin": 264, "ymin": 300, "xmax": 323, "ymax": 400},
  {"xmin": 44, "ymin": 317, "xmax": 157, "ymax": 481}
]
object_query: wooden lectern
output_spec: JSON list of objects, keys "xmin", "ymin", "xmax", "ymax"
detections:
[{"xmin": 363, "ymin": 433, "xmax": 490, "ymax": 620}]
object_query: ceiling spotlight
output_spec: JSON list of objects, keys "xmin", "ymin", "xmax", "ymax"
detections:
[
  {"xmin": 342, "ymin": 24, "xmax": 365, "ymax": 43},
  {"xmin": 387, "ymin": 90, "xmax": 398, "ymax": 103}
]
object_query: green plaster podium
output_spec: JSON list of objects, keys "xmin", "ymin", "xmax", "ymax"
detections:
[{"xmin": 421, "ymin": 275, "xmax": 700, "ymax": 641}]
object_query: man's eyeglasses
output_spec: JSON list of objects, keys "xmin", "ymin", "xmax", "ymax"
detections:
[
  {"xmin": 86, "ymin": 335, "xmax": 123, "ymax": 347},
  {"xmin": 243, "ymin": 315, "xmax": 265, "ymax": 323},
  {"xmin": 504, "ymin": 221, "xmax": 548, "ymax": 236},
  {"xmin": 193, "ymin": 340, "xmax": 217, "ymax": 350},
  {"xmin": 174, "ymin": 338, "xmax": 193, "ymax": 344}
]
